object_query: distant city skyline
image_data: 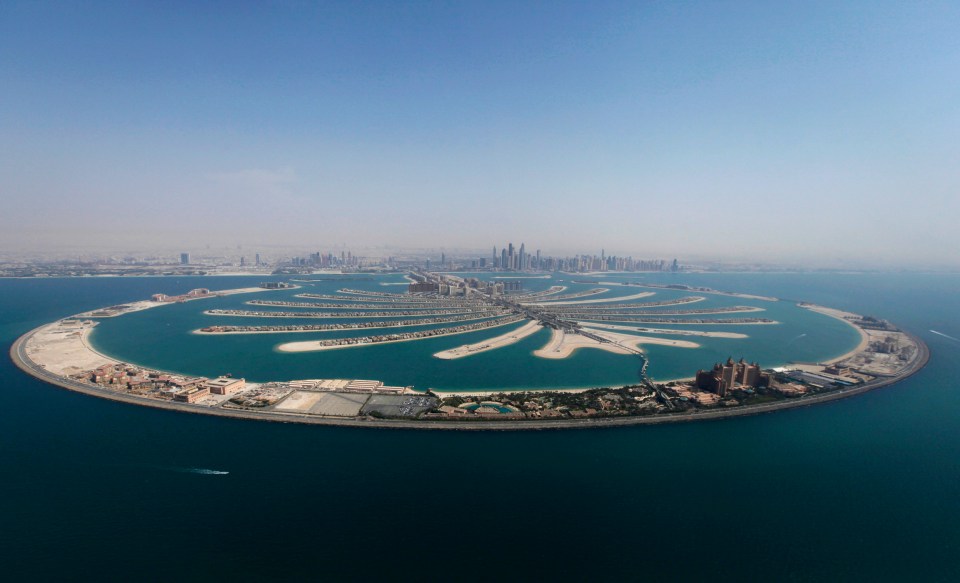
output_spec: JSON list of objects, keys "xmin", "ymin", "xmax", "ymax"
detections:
[{"xmin": 2, "ymin": 2, "xmax": 959, "ymax": 268}]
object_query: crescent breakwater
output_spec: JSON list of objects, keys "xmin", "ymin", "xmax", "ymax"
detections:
[
  {"xmin": 541, "ymin": 306, "xmax": 766, "ymax": 316},
  {"xmin": 8, "ymin": 280, "xmax": 930, "ymax": 431},
  {"xmin": 573, "ymin": 316, "xmax": 777, "ymax": 324},
  {"xmin": 535, "ymin": 296, "xmax": 707, "ymax": 311},
  {"xmin": 574, "ymin": 280, "xmax": 780, "ymax": 302}
]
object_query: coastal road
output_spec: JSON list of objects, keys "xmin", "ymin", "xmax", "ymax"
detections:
[{"xmin": 9, "ymin": 325, "xmax": 930, "ymax": 432}]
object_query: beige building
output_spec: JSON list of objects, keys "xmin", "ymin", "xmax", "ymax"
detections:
[
  {"xmin": 174, "ymin": 387, "xmax": 210, "ymax": 403},
  {"xmin": 203, "ymin": 377, "xmax": 246, "ymax": 395}
]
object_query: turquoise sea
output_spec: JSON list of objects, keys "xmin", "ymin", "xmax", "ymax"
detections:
[
  {"xmin": 87, "ymin": 272, "xmax": 858, "ymax": 392},
  {"xmin": 2, "ymin": 272, "xmax": 959, "ymax": 581}
]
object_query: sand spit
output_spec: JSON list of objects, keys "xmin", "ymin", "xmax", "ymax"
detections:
[
  {"xmin": 433, "ymin": 321, "xmax": 543, "ymax": 359},
  {"xmin": 527, "ymin": 291, "xmax": 656, "ymax": 306},
  {"xmin": 577, "ymin": 322, "xmax": 748, "ymax": 339},
  {"xmin": 532, "ymin": 327, "xmax": 699, "ymax": 359}
]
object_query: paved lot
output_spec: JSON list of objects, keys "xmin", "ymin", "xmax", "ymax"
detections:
[
  {"xmin": 361, "ymin": 394, "xmax": 437, "ymax": 418},
  {"xmin": 309, "ymin": 392, "xmax": 370, "ymax": 416}
]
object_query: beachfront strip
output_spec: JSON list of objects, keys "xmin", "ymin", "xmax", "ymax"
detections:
[{"xmin": 10, "ymin": 281, "xmax": 928, "ymax": 429}]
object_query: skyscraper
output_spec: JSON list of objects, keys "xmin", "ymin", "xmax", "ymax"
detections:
[{"xmin": 180, "ymin": 253, "xmax": 190, "ymax": 265}]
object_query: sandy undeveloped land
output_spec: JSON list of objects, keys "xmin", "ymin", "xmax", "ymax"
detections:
[
  {"xmin": 24, "ymin": 321, "xmax": 118, "ymax": 376},
  {"xmin": 527, "ymin": 291, "xmax": 655, "ymax": 306},
  {"xmin": 578, "ymin": 321, "xmax": 748, "ymax": 339},
  {"xmin": 273, "ymin": 391, "xmax": 369, "ymax": 416},
  {"xmin": 434, "ymin": 320, "xmax": 543, "ymax": 359},
  {"xmin": 273, "ymin": 390, "xmax": 325, "ymax": 412},
  {"xmin": 24, "ymin": 286, "xmax": 293, "ymax": 376},
  {"xmin": 533, "ymin": 327, "xmax": 699, "ymax": 359}
]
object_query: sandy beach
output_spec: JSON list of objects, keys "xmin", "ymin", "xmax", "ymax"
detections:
[
  {"xmin": 27, "ymin": 285, "xmax": 291, "ymax": 376},
  {"xmin": 578, "ymin": 321, "xmax": 748, "ymax": 338},
  {"xmin": 23, "ymin": 320, "xmax": 117, "ymax": 376},
  {"xmin": 532, "ymin": 327, "xmax": 699, "ymax": 359},
  {"xmin": 799, "ymin": 303, "xmax": 872, "ymax": 364},
  {"xmin": 433, "ymin": 320, "xmax": 543, "ymax": 359}
]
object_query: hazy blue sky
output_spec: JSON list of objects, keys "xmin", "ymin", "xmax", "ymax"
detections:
[{"xmin": 1, "ymin": 1, "xmax": 958, "ymax": 266}]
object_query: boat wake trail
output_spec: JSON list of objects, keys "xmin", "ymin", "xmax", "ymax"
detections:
[
  {"xmin": 154, "ymin": 466, "xmax": 229, "ymax": 476},
  {"xmin": 930, "ymin": 330, "xmax": 960, "ymax": 342},
  {"xmin": 785, "ymin": 333, "xmax": 807, "ymax": 346}
]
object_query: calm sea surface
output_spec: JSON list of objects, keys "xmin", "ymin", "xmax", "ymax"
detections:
[
  {"xmin": 87, "ymin": 272, "xmax": 858, "ymax": 391},
  {"xmin": 2, "ymin": 273, "xmax": 959, "ymax": 581}
]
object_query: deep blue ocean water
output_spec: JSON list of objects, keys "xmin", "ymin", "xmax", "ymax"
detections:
[{"xmin": 2, "ymin": 273, "xmax": 959, "ymax": 581}]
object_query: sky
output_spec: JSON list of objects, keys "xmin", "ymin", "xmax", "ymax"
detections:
[{"xmin": 1, "ymin": 1, "xmax": 958, "ymax": 267}]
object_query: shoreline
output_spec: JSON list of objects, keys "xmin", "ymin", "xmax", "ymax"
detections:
[
  {"xmin": 10, "ymin": 326, "xmax": 929, "ymax": 431},
  {"xmin": 532, "ymin": 327, "xmax": 699, "ymax": 359},
  {"xmin": 7, "ymin": 287, "xmax": 931, "ymax": 431},
  {"xmin": 798, "ymin": 303, "xmax": 871, "ymax": 364},
  {"xmin": 433, "ymin": 320, "xmax": 544, "ymax": 359}
]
